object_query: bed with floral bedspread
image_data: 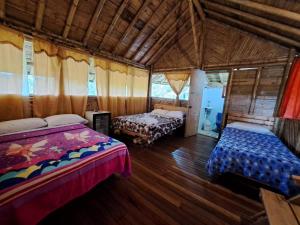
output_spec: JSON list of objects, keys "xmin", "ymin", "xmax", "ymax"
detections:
[
  {"xmin": 207, "ymin": 127, "xmax": 300, "ymax": 195},
  {"xmin": 112, "ymin": 113, "xmax": 184, "ymax": 144}
]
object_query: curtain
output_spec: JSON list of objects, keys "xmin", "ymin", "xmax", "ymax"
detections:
[
  {"xmin": 94, "ymin": 58, "xmax": 149, "ymax": 117},
  {"xmin": 165, "ymin": 71, "xmax": 190, "ymax": 105},
  {"xmin": 32, "ymin": 39, "xmax": 61, "ymax": 117},
  {"xmin": 0, "ymin": 26, "xmax": 24, "ymax": 122},
  {"xmin": 59, "ymin": 49, "xmax": 89, "ymax": 116},
  {"xmin": 279, "ymin": 58, "xmax": 300, "ymax": 119}
]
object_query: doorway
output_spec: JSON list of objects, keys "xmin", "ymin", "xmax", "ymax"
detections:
[{"xmin": 198, "ymin": 70, "xmax": 229, "ymax": 138}]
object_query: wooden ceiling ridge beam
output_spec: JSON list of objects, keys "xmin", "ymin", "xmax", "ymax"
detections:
[
  {"xmin": 63, "ymin": 0, "xmax": 80, "ymax": 38},
  {"xmin": 112, "ymin": 0, "xmax": 151, "ymax": 54},
  {"xmin": 98, "ymin": 0, "xmax": 129, "ymax": 50},
  {"xmin": 205, "ymin": 10, "xmax": 300, "ymax": 49},
  {"xmin": 145, "ymin": 17, "xmax": 191, "ymax": 65},
  {"xmin": 189, "ymin": 0, "xmax": 200, "ymax": 67},
  {"xmin": 226, "ymin": 0, "xmax": 300, "ymax": 23},
  {"xmin": 35, "ymin": 0, "xmax": 46, "ymax": 30},
  {"xmin": 192, "ymin": 0, "xmax": 205, "ymax": 20},
  {"xmin": 131, "ymin": 1, "xmax": 184, "ymax": 61},
  {"xmin": 1, "ymin": 17, "xmax": 146, "ymax": 69},
  {"xmin": 83, "ymin": 0, "xmax": 107, "ymax": 45},
  {"xmin": 122, "ymin": 0, "xmax": 166, "ymax": 58},
  {"xmin": 205, "ymin": 1, "xmax": 300, "ymax": 40},
  {"xmin": 0, "ymin": 0, "xmax": 5, "ymax": 19}
]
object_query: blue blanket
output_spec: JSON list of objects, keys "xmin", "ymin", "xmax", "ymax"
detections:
[{"xmin": 207, "ymin": 127, "xmax": 300, "ymax": 195}]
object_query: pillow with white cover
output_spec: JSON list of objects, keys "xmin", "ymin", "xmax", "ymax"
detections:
[
  {"xmin": 165, "ymin": 111, "xmax": 185, "ymax": 120},
  {"xmin": 45, "ymin": 114, "xmax": 88, "ymax": 127},
  {"xmin": 227, "ymin": 122, "xmax": 274, "ymax": 135},
  {"xmin": 0, "ymin": 118, "xmax": 47, "ymax": 135},
  {"xmin": 151, "ymin": 109, "xmax": 169, "ymax": 116}
]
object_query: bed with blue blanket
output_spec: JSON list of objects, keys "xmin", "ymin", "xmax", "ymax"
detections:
[{"xmin": 207, "ymin": 125, "xmax": 300, "ymax": 195}]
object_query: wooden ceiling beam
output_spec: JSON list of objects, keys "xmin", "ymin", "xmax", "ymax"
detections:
[
  {"xmin": 1, "ymin": 17, "xmax": 146, "ymax": 69},
  {"xmin": 205, "ymin": 10, "xmax": 300, "ymax": 49},
  {"xmin": 205, "ymin": 1, "xmax": 300, "ymax": 41},
  {"xmin": 225, "ymin": 0, "xmax": 300, "ymax": 23},
  {"xmin": 140, "ymin": 9, "xmax": 189, "ymax": 64},
  {"xmin": 122, "ymin": 0, "xmax": 166, "ymax": 58},
  {"xmin": 146, "ymin": 19, "xmax": 191, "ymax": 66},
  {"xmin": 83, "ymin": 0, "xmax": 107, "ymax": 45},
  {"xmin": 192, "ymin": 0, "xmax": 205, "ymax": 20},
  {"xmin": 62, "ymin": 0, "xmax": 80, "ymax": 38},
  {"xmin": 0, "ymin": 0, "xmax": 5, "ymax": 19},
  {"xmin": 98, "ymin": 0, "xmax": 129, "ymax": 50},
  {"xmin": 189, "ymin": 0, "xmax": 200, "ymax": 67},
  {"xmin": 130, "ymin": 1, "xmax": 183, "ymax": 61},
  {"xmin": 35, "ymin": 0, "xmax": 46, "ymax": 30},
  {"xmin": 112, "ymin": 0, "xmax": 151, "ymax": 54}
]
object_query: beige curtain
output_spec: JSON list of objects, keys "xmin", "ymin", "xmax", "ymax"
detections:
[
  {"xmin": 0, "ymin": 26, "xmax": 24, "ymax": 122},
  {"xmin": 94, "ymin": 58, "xmax": 149, "ymax": 117},
  {"xmin": 59, "ymin": 49, "xmax": 89, "ymax": 116},
  {"xmin": 165, "ymin": 71, "xmax": 190, "ymax": 105},
  {"xmin": 33, "ymin": 39, "xmax": 61, "ymax": 117}
]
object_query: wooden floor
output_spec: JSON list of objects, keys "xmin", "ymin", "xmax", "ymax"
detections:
[{"xmin": 40, "ymin": 134, "xmax": 265, "ymax": 225}]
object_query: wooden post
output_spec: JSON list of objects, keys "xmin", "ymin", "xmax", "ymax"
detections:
[
  {"xmin": 146, "ymin": 66, "xmax": 153, "ymax": 112},
  {"xmin": 249, "ymin": 67, "xmax": 262, "ymax": 114},
  {"xmin": 0, "ymin": 0, "xmax": 5, "ymax": 19},
  {"xmin": 35, "ymin": 0, "xmax": 46, "ymax": 30},
  {"xmin": 63, "ymin": 0, "xmax": 80, "ymax": 38},
  {"xmin": 221, "ymin": 68, "xmax": 234, "ymax": 129}
]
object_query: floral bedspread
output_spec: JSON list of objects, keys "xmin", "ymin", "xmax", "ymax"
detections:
[
  {"xmin": 207, "ymin": 127, "xmax": 300, "ymax": 195},
  {"xmin": 112, "ymin": 113, "xmax": 183, "ymax": 144}
]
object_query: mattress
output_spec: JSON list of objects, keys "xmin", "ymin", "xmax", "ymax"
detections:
[
  {"xmin": 112, "ymin": 113, "xmax": 183, "ymax": 144},
  {"xmin": 0, "ymin": 124, "xmax": 131, "ymax": 225}
]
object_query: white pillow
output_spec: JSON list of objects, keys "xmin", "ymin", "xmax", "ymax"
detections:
[
  {"xmin": 0, "ymin": 118, "xmax": 47, "ymax": 135},
  {"xmin": 151, "ymin": 109, "xmax": 169, "ymax": 116},
  {"xmin": 227, "ymin": 122, "xmax": 274, "ymax": 135},
  {"xmin": 165, "ymin": 111, "xmax": 185, "ymax": 120},
  {"xmin": 45, "ymin": 114, "xmax": 88, "ymax": 127}
]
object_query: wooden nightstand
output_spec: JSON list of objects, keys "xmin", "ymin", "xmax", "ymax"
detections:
[{"xmin": 85, "ymin": 111, "xmax": 111, "ymax": 135}]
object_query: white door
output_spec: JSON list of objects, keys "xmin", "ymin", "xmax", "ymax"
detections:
[{"xmin": 185, "ymin": 69, "xmax": 207, "ymax": 137}]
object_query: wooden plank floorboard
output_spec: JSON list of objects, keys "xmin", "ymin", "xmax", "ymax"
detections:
[{"xmin": 39, "ymin": 134, "xmax": 264, "ymax": 225}]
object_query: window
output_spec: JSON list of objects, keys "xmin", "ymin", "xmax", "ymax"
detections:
[
  {"xmin": 88, "ymin": 58, "xmax": 97, "ymax": 96},
  {"xmin": 151, "ymin": 73, "xmax": 190, "ymax": 100}
]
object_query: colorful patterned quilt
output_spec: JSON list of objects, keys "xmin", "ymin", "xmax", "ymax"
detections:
[
  {"xmin": 0, "ymin": 124, "xmax": 131, "ymax": 225},
  {"xmin": 207, "ymin": 127, "xmax": 300, "ymax": 195},
  {"xmin": 112, "ymin": 113, "xmax": 183, "ymax": 144}
]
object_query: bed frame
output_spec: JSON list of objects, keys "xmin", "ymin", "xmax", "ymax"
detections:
[
  {"xmin": 114, "ymin": 104, "xmax": 188, "ymax": 144},
  {"xmin": 226, "ymin": 112, "xmax": 275, "ymax": 131}
]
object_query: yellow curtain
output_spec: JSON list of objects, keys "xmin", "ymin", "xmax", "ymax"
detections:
[
  {"xmin": 0, "ymin": 26, "xmax": 24, "ymax": 122},
  {"xmin": 95, "ymin": 58, "xmax": 109, "ymax": 111},
  {"xmin": 33, "ymin": 39, "xmax": 61, "ymax": 117},
  {"xmin": 59, "ymin": 51, "xmax": 89, "ymax": 116},
  {"xmin": 165, "ymin": 71, "xmax": 190, "ymax": 105}
]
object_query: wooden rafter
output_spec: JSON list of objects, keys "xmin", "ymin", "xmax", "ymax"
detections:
[
  {"xmin": 122, "ymin": 0, "xmax": 166, "ymax": 58},
  {"xmin": 83, "ymin": 0, "xmax": 107, "ymax": 45},
  {"xmin": 130, "ymin": 1, "xmax": 182, "ymax": 61},
  {"xmin": 112, "ymin": 0, "xmax": 151, "ymax": 54},
  {"xmin": 205, "ymin": 10, "xmax": 300, "ymax": 49},
  {"xmin": 98, "ymin": 0, "xmax": 129, "ymax": 50},
  {"xmin": 192, "ymin": 0, "xmax": 205, "ymax": 20},
  {"xmin": 0, "ymin": 0, "xmax": 5, "ymax": 19},
  {"xmin": 63, "ymin": 0, "xmax": 80, "ymax": 38},
  {"xmin": 205, "ymin": 1, "xmax": 300, "ymax": 41},
  {"xmin": 35, "ymin": 0, "xmax": 46, "ymax": 30},
  {"xmin": 189, "ymin": 0, "xmax": 200, "ymax": 67},
  {"xmin": 143, "ymin": 13, "xmax": 191, "ymax": 64},
  {"xmin": 225, "ymin": 0, "xmax": 300, "ymax": 23}
]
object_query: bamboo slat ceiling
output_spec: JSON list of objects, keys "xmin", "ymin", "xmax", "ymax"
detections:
[{"xmin": 0, "ymin": 0, "xmax": 299, "ymax": 68}]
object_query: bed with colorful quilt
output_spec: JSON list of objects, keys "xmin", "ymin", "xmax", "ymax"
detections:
[
  {"xmin": 207, "ymin": 122, "xmax": 300, "ymax": 195},
  {"xmin": 0, "ymin": 123, "xmax": 131, "ymax": 225},
  {"xmin": 112, "ymin": 105, "xmax": 187, "ymax": 144}
]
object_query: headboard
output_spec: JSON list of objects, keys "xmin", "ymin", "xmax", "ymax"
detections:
[
  {"xmin": 227, "ymin": 112, "xmax": 275, "ymax": 130},
  {"xmin": 153, "ymin": 104, "xmax": 189, "ymax": 113}
]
